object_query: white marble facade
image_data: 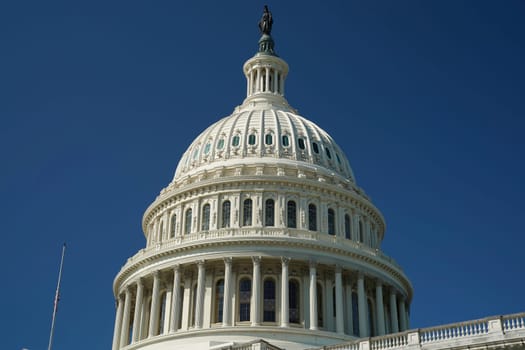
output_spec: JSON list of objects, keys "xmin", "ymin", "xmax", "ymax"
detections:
[{"xmin": 112, "ymin": 10, "xmax": 525, "ymax": 350}]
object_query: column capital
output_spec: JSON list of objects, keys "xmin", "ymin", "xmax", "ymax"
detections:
[
  {"xmin": 153, "ymin": 270, "xmax": 160, "ymax": 278},
  {"xmin": 252, "ymin": 256, "xmax": 261, "ymax": 265},
  {"xmin": 335, "ymin": 265, "xmax": 342, "ymax": 273},
  {"xmin": 224, "ymin": 257, "xmax": 233, "ymax": 265},
  {"xmin": 197, "ymin": 260, "xmax": 205, "ymax": 267},
  {"xmin": 173, "ymin": 264, "xmax": 180, "ymax": 272},
  {"xmin": 135, "ymin": 277, "xmax": 144, "ymax": 287},
  {"xmin": 309, "ymin": 260, "xmax": 317, "ymax": 268},
  {"xmin": 281, "ymin": 257, "xmax": 290, "ymax": 266}
]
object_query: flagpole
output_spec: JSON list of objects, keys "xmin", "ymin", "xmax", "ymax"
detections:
[{"xmin": 47, "ymin": 243, "xmax": 66, "ymax": 350}]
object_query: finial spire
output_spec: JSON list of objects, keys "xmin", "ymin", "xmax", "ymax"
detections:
[{"xmin": 257, "ymin": 5, "xmax": 276, "ymax": 55}]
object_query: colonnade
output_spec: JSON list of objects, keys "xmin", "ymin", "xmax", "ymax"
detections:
[{"xmin": 112, "ymin": 257, "xmax": 410, "ymax": 350}]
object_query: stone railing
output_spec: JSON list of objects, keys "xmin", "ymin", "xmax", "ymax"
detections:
[
  {"xmin": 322, "ymin": 313, "xmax": 525, "ymax": 350},
  {"xmin": 123, "ymin": 227, "xmax": 403, "ymax": 271}
]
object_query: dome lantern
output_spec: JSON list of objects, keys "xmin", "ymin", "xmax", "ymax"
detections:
[{"xmin": 243, "ymin": 6, "xmax": 289, "ymax": 107}]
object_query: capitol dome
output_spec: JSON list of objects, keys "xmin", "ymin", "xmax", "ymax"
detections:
[{"xmin": 112, "ymin": 8, "xmax": 412, "ymax": 350}]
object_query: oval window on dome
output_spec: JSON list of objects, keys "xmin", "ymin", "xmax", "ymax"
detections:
[
  {"xmin": 232, "ymin": 135, "xmax": 240, "ymax": 147},
  {"xmin": 282, "ymin": 135, "xmax": 290, "ymax": 147},
  {"xmin": 193, "ymin": 147, "xmax": 200, "ymax": 160},
  {"xmin": 298, "ymin": 138, "xmax": 305, "ymax": 150},
  {"xmin": 204, "ymin": 142, "xmax": 211, "ymax": 155},
  {"xmin": 325, "ymin": 147, "xmax": 332, "ymax": 159},
  {"xmin": 312, "ymin": 142, "xmax": 319, "ymax": 154},
  {"xmin": 217, "ymin": 138, "xmax": 225, "ymax": 150},
  {"xmin": 248, "ymin": 134, "xmax": 256, "ymax": 145},
  {"xmin": 265, "ymin": 133, "xmax": 273, "ymax": 145}
]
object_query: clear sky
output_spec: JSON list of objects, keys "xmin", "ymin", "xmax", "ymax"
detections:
[{"xmin": 1, "ymin": 1, "xmax": 524, "ymax": 349}]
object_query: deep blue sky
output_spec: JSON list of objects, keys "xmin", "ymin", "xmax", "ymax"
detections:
[{"xmin": 1, "ymin": 1, "xmax": 524, "ymax": 349}]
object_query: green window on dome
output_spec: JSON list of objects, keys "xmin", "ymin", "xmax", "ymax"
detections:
[
  {"xmin": 204, "ymin": 143, "xmax": 211, "ymax": 155},
  {"xmin": 232, "ymin": 135, "xmax": 240, "ymax": 147},
  {"xmin": 193, "ymin": 148, "xmax": 200, "ymax": 160},
  {"xmin": 326, "ymin": 148, "xmax": 332, "ymax": 159},
  {"xmin": 282, "ymin": 135, "xmax": 290, "ymax": 147},
  {"xmin": 217, "ymin": 139, "xmax": 225, "ymax": 150},
  {"xmin": 248, "ymin": 134, "xmax": 256, "ymax": 145},
  {"xmin": 312, "ymin": 142, "xmax": 319, "ymax": 154},
  {"xmin": 265, "ymin": 133, "xmax": 273, "ymax": 145},
  {"xmin": 298, "ymin": 138, "xmax": 305, "ymax": 150}
]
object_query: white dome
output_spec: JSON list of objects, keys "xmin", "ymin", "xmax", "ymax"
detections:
[{"xmin": 174, "ymin": 106, "xmax": 355, "ymax": 182}]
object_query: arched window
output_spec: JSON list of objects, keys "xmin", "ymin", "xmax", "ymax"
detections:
[
  {"xmin": 158, "ymin": 292, "xmax": 167, "ymax": 335},
  {"xmin": 352, "ymin": 292, "xmax": 359, "ymax": 336},
  {"xmin": 248, "ymin": 134, "xmax": 256, "ymax": 145},
  {"xmin": 185, "ymin": 208, "xmax": 192, "ymax": 235},
  {"xmin": 332, "ymin": 286, "xmax": 337, "ymax": 318},
  {"xmin": 243, "ymin": 199, "xmax": 252, "ymax": 226},
  {"xmin": 239, "ymin": 278, "xmax": 251, "ymax": 321},
  {"xmin": 217, "ymin": 138, "xmax": 225, "ymax": 150},
  {"xmin": 215, "ymin": 279, "xmax": 224, "ymax": 323},
  {"xmin": 201, "ymin": 204, "xmax": 210, "ymax": 231},
  {"xmin": 328, "ymin": 208, "xmax": 336, "ymax": 235},
  {"xmin": 368, "ymin": 298, "xmax": 375, "ymax": 336},
  {"xmin": 265, "ymin": 199, "xmax": 275, "ymax": 226},
  {"xmin": 344, "ymin": 214, "xmax": 351, "ymax": 239},
  {"xmin": 287, "ymin": 200, "xmax": 297, "ymax": 228},
  {"xmin": 312, "ymin": 142, "xmax": 320, "ymax": 154},
  {"xmin": 289, "ymin": 279, "xmax": 300, "ymax": 323},
  {"xmin": 222, "ymin": 200, "xmax": 231, "ymax": 228},
  {"xmin": 317, "ymin": 282, "xmax": 324, "ymax": 327},
  {"xmin": 308, "ymin": 204, "xmax": 317, "ymax": 231},
  {"xmin": 359, "ymin": 220, "xmax": 364, "ymax": 243},
  {"xmin": 263, "ymin": 278, "xmax": 276, "ymax": 322},
  {"xmin": 170, "ymin": 214, "xmax": 176, "ymax": 238}
]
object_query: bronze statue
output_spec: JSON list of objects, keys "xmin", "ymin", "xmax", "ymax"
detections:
[{"xmin": 258, "ymin": 5, "xmax": 273, "ymax": 35}]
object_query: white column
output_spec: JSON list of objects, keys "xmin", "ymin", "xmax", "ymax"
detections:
[
  {"xmin": 280, "ymin": 257, "xmax": 290, "ymax": 327},
  {"xmin": 149, "ymin": 271, "xmax": 161, "ymax": 337},
  {"xmin": 252, "ymin": 256, "xmax": 261, "ymax": 326},
  {"xmin": 112, "ymin": 295, "xmax": 124, "ymax": 350},
  {"xmin": 169, "ymin": 266, "xmax": 181, "ymax": 333},
  {"xmin": 280, "ymin": 73, "xmax": 285, "ymax": 96},
  {"xmin": 353, "ymin": 213, "xmax": 360, "ymax": 241},
  {"xmin": 273, "ymin": 69, "xmax": 278, "ymax": 93},
  {"xmin": 309, "ymin": 262, "xmax": 318, "ymax": 330},
  {"xmin": 265, "ymin": 67, "xmax": 270, "ymax": 92},
  {"xmin": 195, "ymin": 261, "xmax": 206, "ymax": 328},
  {"xmin": 223, "ymin": 258, "xmax": 232, "ymax": 326},
  {"xmin": 132, "ymin": 279, "xmax": 143, "ymax": 342},
  {"xmin": 375, "ymin": 281, "xmax": 386, "ymax": 336},
  {"xmin": 249, "ymin": 69, "xmax": 254, "ymax": 95},
  {"xmin": 119, "ymin": 288, "xmax": 132, "ymax": 346},
  {"xmin": 398, "ymin": 298, "xmax": 407, "ymax": 331},
  {"xmin": 255, "ymin": 68, "xmax": 261, "ymax": 93},
  {"xmin": 335, "ymin": 266, "xmax": 344, "ymax": 334},
  {"xmin": 357, "ymin": 273, "xmax": 368, "ymax": 337},
  {"xmin": 390, "ymin": 290, "xmax": 399, "ymax": 333}
]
